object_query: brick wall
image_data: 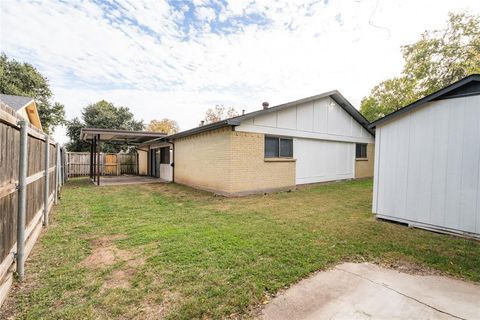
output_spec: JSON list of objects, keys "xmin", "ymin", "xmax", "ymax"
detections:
[
  {"xmin": 355, "ymin": 143, "xmax": 375, "ymax": 178},
  {"xmin": 174, "ymin": 127, "xmax": 295, "ymax": 196},
  {"xmin": 174, "ymin": 127, "xmax": 233, "ymax": 193},
  {"xmin": 229, "ymin": 131, "xmax": 295, "ymax": 194}
]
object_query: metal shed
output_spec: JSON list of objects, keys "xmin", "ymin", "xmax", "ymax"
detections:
[{"xmin": 370, "ymin": 74, "xmax": 480, "ymax": 238}]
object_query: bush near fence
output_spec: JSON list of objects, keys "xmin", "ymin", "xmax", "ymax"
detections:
[{"xmin": 0, "ymin": 101, "xmax": 66, "ymax": 307}]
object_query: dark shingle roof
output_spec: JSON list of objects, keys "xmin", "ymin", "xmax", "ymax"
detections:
[{"xmin": 0, "ymin": 94, "xmax": 34, "ymax": 111}]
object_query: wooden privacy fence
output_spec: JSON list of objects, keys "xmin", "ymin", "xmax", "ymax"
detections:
[
  {"xmin": 0, "ymin": 101, "xmax": 67, "ymax": 307},
  {"xmin": 67, "ymin": 152, "xmax": 137, "ymax": 177}
]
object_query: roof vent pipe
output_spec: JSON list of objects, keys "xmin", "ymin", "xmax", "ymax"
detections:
[
  {"xmin": 262, "ymin": 102, "xmax": 269, "ymax": 110},
  {"xmin": 242, "ymin": 109, "xmax": 245, "ymax": 115},
  {"xmin": 199, "ymin": 120, "xmax": 204, "ymax": 127}
]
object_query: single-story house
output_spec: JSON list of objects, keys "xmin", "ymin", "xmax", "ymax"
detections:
[
  {"xmin": 141, "ymin": 90, "xmax": 375, "ymax": 196},
  {"xmin": 370, "ymin": 74, "xmax": 480, "ymax": 238},
  {"xmin": 0, "ymin": 94, "xmax": 42, "ymax": 130}
]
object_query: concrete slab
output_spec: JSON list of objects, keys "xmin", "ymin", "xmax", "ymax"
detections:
[
  {"xmin": 94, "ymin": 175, "xmax": 167, "ymax": 186},
  {"xmin": 261, "ymin": 263, "xmax": 480, "ymax": 320}
]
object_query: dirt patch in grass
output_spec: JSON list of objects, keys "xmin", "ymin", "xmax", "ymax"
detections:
[
  {"xmin": 100, "ymin": 269, "xmax": 134, "ymax": 292},
  {"xmin": 136, "ymin": 301, "xmax": 166, "ymax": 320},
  {"xmin": 380, "ymin": 259, "xmax": 442, "ymax": 276},
  {"xmin": 136, "ymin": 290, "xmax": 180, "ymax": 320},
  {"xmin": 81, "ymin": 235, "xmax": 147, "ymax": 295},
  {"xmin": 79, "ymin": 235, "xmax": 139, "ymax": 269}
]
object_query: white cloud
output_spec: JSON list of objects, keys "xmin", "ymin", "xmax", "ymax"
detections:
[
  {"xmin": 0, "ymin": 0, "xmax": 479, "ymax": 144},
  {"xmin": 196, "ymin": 6, "xmax": 217, "ymax": 22}
]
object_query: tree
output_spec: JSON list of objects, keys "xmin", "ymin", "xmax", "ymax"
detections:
[
  {"xmin": 65, "ymin": 117, "xmax": 89, "ymax": 152},
  {"xmin": 360, "ymin": 12, "xmax": 480, "ymax": 121},
  {"xmin": 65, "ymin": 100, "xmax": 144, "ymax": 152},
  {"xmin": 203, "ymin": 105, "xmax": 239, "ymax": 124},
  {"xmin": 146, "ymin": 118, "xmax": 179, "ymax": 134},
  {"xmin": 0, "ymin": 53, "xmax": 65, "ymax": 133}
]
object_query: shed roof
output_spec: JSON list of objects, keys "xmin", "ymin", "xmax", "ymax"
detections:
[
  {"xmin": 0, "ymin": 94, "xmax": 34, "ymax": 111},
  {"xmin": 150, "ymin": 90, "xmax": 373, "ymax": 142},
  {"xmin": 80, "ymin": 128, "xmax": 166, "ymax": 144},
  {"xmin": 369, "ymin": 74, "xmax": 480, "ymax": 128}
]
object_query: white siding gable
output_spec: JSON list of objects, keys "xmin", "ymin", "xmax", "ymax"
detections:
[
  {"xmin": 236, "ymin": 96, "xmax": 373, "ymax": 144},
  {"xmin": 296, "ymin": 101, "xmax": 314, "ymax": 131}
]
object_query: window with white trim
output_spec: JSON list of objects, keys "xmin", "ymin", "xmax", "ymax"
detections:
[
  {"xmin": 265, "ymin": 136, "xmax": 293, "ymax": 158},
  {"xmin": 356, "ymin": 143, "xmax": 367, "ymax": 159}
]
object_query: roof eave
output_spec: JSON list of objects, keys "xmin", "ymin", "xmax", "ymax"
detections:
[
  {"xmin": 165, "ymin": 119, "xmax": 240, "ymax": 141},
  {"xmin": 225, "ymin": 90, "xmax": 374, "ymax": 136},
  {"xmin": 369, "ymin": 74, "xmax": 480, "ymax": 128},
  {"xmin": 154, "ymin": 90, "xmax": 374, "ymax": 141}
]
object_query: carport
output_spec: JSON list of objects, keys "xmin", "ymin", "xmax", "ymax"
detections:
[{"xmin": 79, "ymin": 128, "xmax": 166, "ymax": 186}]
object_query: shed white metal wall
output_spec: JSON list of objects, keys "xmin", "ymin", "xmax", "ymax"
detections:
[
  {"xmin": 236, "ymin": 96, "xmax": 371, "ymax": 184},
  {"xmin": 373, "ymin": 95, "xmax": 480, "ymax": 237}
]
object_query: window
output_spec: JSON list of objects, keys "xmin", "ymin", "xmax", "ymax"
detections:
[
  {"xmin": 280, "ymin": 138, "xmax": 293, "ymax": 157},
  {"xmin": 265, "ymin": 137, "xmax": 279, "ymax": 157},
  {"xmin": 356, "ymin": 143, "xmax": 367, "ymax": 159},
  {"xmin": 160, "ymin": 147, "xmax": 170, "ymax": 164},
  {"xmin": 265, "ymin": 136, "xmax": 293, "ymax": 158}
]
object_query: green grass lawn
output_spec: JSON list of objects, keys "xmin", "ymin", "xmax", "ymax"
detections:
[{"xmin": 2, "ymin": 178, "xmax": 479, "ymax": 319}]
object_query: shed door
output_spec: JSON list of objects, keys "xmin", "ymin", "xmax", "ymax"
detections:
[{"xmin": 295, "ymin": 139, "xmax": 354, "ymax": 184}]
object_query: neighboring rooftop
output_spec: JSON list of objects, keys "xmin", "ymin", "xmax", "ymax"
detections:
[{"xmin": 0, "ymin": 94, "xmax": 34, "ymax": 111}]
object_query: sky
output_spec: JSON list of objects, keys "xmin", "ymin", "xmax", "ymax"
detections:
[{"xmin": 1, "ymin": 0, "xmax": 479, "ymax": 144}]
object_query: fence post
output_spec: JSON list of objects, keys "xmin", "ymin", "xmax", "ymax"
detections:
[
  {"xmin": 54, "ymin": 143, "xmax": 59, "ymax": 204},
  {"xmin": 64, "ymin": 150, "xmax": 68, "ymax": 183},
  {"xmin": 59, "ymin": 148, "xmax": 63, "ymax": 188},
  {"xmin": 16, "ymin": 120, "xmax": 28, "ymax": 281},
  {"xmin": 43, "ymin": 135, "xmax": 50, "ymax": 227},
  {"xmin": 61, "ymin": 149, "xmax": 65, "ymax": 184}
]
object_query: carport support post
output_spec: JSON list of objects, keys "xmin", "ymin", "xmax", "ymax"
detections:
[
  {"xmin": 96, "ymin": 134, "xmax": 100, "ymax": 186},
  {"xmin": 16, "ymin": 120, "xmax": 28, "ymax": 281},
  {"xmin": 43, "ymin": 135, "xmax": 50, "ymax": 227},
  {"xmin": 89, "ymin": 140, "xmax": 94, "ymax": 179}
]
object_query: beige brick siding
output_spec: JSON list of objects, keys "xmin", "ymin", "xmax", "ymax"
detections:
[
  {"xmin": 174, "ymin": 127, "xmax": 295, "ymax": 195},
  {"xmin": 355, "ymin": 143, "xmax": 375, "ymax": 178},
  {"xmin": 229, "ymin": 131, "xmax": 295, "ymax": 194},
  {"xmin": 174, "ymin": 127, "xmax": 233, "ymax": 193}
]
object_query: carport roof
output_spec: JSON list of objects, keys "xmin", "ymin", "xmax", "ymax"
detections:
[{"xmin": 80, "ymin": 128, "xmax": 166, "ymax": 144}]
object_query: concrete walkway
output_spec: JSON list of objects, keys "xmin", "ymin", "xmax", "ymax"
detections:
[{"xmin": 261, "ymin": 263, "xmax": 480, "ymax": 320}]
